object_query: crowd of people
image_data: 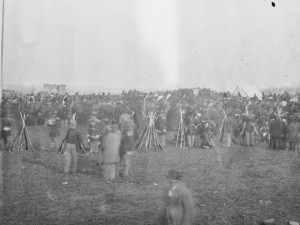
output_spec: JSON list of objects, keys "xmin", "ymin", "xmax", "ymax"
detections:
[
  {"xmin": 1, "ymin": 87, "xmax": 300, "ymax": 153},
  {"xmin": 1, "ymin": 87, "xmax": 300, "ymax": 224}
]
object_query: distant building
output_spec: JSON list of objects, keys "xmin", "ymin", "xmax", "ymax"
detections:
[{"xmin": 43, "ymin": 84, "xmax": 66, "ymax": 95}]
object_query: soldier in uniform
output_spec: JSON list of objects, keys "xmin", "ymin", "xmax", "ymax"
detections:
[
  {"xmin": 185, "ymin": 112, "xmax": 197, "ymax": 147},
  {"xmin": 58, "ymin": 103, "xmax": 69, "ymax": 128},
  {"xmin": 63, "ymin": 120, "xmax": 83, "ymax": 175}
]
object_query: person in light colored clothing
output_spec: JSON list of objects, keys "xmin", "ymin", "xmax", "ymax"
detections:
[
  {"xmin": 119, "ymin": 121, "xmax": 135, "ymax": 177},
  {"xmin": 100, "ymin": 124, "xmax": 122, "ymax": 182}
]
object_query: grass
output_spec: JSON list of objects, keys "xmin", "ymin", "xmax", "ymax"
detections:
[{"xmin": 1, "ymin": 124, "xmax": 300, "ymax": 225}]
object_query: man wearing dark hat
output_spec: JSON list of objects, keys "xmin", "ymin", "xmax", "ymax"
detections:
[{"xmin": 156, "ymin": 169, "xmax": 195, "ymax": 225}]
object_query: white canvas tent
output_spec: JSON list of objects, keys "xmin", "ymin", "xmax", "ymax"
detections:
[{"xmin": 233, "ymin": 85, "xmax": 262, "ymax": 99}]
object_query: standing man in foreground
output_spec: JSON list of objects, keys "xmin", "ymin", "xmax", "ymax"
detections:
[{"xmin": 155, "ymin": 169, "xmax": 195, "ymax": 225}]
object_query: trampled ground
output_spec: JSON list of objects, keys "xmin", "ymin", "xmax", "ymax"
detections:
[{"xmin": 1, "ymin": 125, "xmax": 300, "ymax": 225}]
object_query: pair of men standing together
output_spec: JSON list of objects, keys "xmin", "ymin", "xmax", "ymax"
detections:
[
  {"xmin": 63, "ymin": 118, "xmax": 134, "ymax": 182},
  {"xmin": 99, "ymin": 123, "xmax": 134, "ymax": 182}
]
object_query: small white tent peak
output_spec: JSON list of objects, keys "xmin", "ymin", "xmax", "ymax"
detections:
[{"xmin": 233, "ymin": 85, "xmax": 262, "ymax": 99}]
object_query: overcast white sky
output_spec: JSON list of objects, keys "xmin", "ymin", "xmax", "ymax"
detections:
[{"xmin": 1, "ymin": 0, "xmax": 300, "ymax": 92}]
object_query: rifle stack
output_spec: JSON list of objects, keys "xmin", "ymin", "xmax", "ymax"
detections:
[{"xmin": 136, "ymin": 111, "xmax": 163, "ymax": 152}]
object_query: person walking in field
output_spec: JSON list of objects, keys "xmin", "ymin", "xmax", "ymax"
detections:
[
  {"xmin": 63, "ymin": 120, "xmax": 83, "ymax": 176},
  {"xmin": 100, "ymin": 124, "xmax": 122, "ymax": 183},
  {"xmin": 155, "ymin": 169, "xmax": 195, "ymax": 225}
]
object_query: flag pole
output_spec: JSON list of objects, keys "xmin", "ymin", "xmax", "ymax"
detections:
[
  {"xmin": 0, "ymin": 0, "xmax": 5, "ymax": 218},
  {"xmin": 1, "ymin": 0, "xmax": 5, "ymax": 100}
]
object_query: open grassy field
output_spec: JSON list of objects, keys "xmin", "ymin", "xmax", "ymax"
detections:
[{"xmin": 1, "ymin": 124, "xmax": 300, "ymax": 225}]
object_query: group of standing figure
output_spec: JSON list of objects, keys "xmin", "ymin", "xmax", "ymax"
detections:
[{"xmin": 59, "ymin": 110, "xmax": 136, "ymax": 183}]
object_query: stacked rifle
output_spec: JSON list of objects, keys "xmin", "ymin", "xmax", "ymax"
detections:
[
  {"xmin": 176, "ymin": 109, "xmax": 185, "ymax": 148},
  {"xmin": 136, "ymin": 111, "xmax": 163, "ymax": 152},
  {"xmin": 10, "ymin": 112, "xmax": 34, "ymax": 153}
]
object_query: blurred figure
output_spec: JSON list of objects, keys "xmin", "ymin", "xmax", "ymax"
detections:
[
  {"xmin": 96, "ymin": 119, "xmax": 110, "ymax": 166},
  {"xmin": 119, "ymin": 120, "xmax": 135, "ymax": 177},
  {"xmin": 287, "ymin": 116, "xmax": 299, "ymax": 151},
  {"xmin": 281, "ymin": 119, "xmax": 288, "ymax": 150},
  {"xmin": 1, "ymin": 111, "xmax": 13, "ymax": 147},
  {"xmin": 47, "ymin": 111, "xmax": 60, "ymax": 149},
  {"xmin": 243, "ymin": 109, "xmax": 255, "ymax": 147},
  {"xmin": 58, "ymin": 103, "xmax": 69, "ymax": 128},
  {"xmin": 155, "ymin": 169, "xmax": 195, "ymax": 225},
  {"xmin": 155, "ymin": 111, "xmax": 168, "ymax": 147},
  {"xmin": 87, "ymin": 113, "xmax": 101, "ymax": 155},
  {"xmin": 100, "ymin": 124, "xmax": 122, "ymax": 183},
  {"xmin": 199, "ymin": 119, "xmax": 213, "ymax": 148},
  {"xmin": 185, "ymin": 112, "xmax": 197, "ymax": 148}
]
